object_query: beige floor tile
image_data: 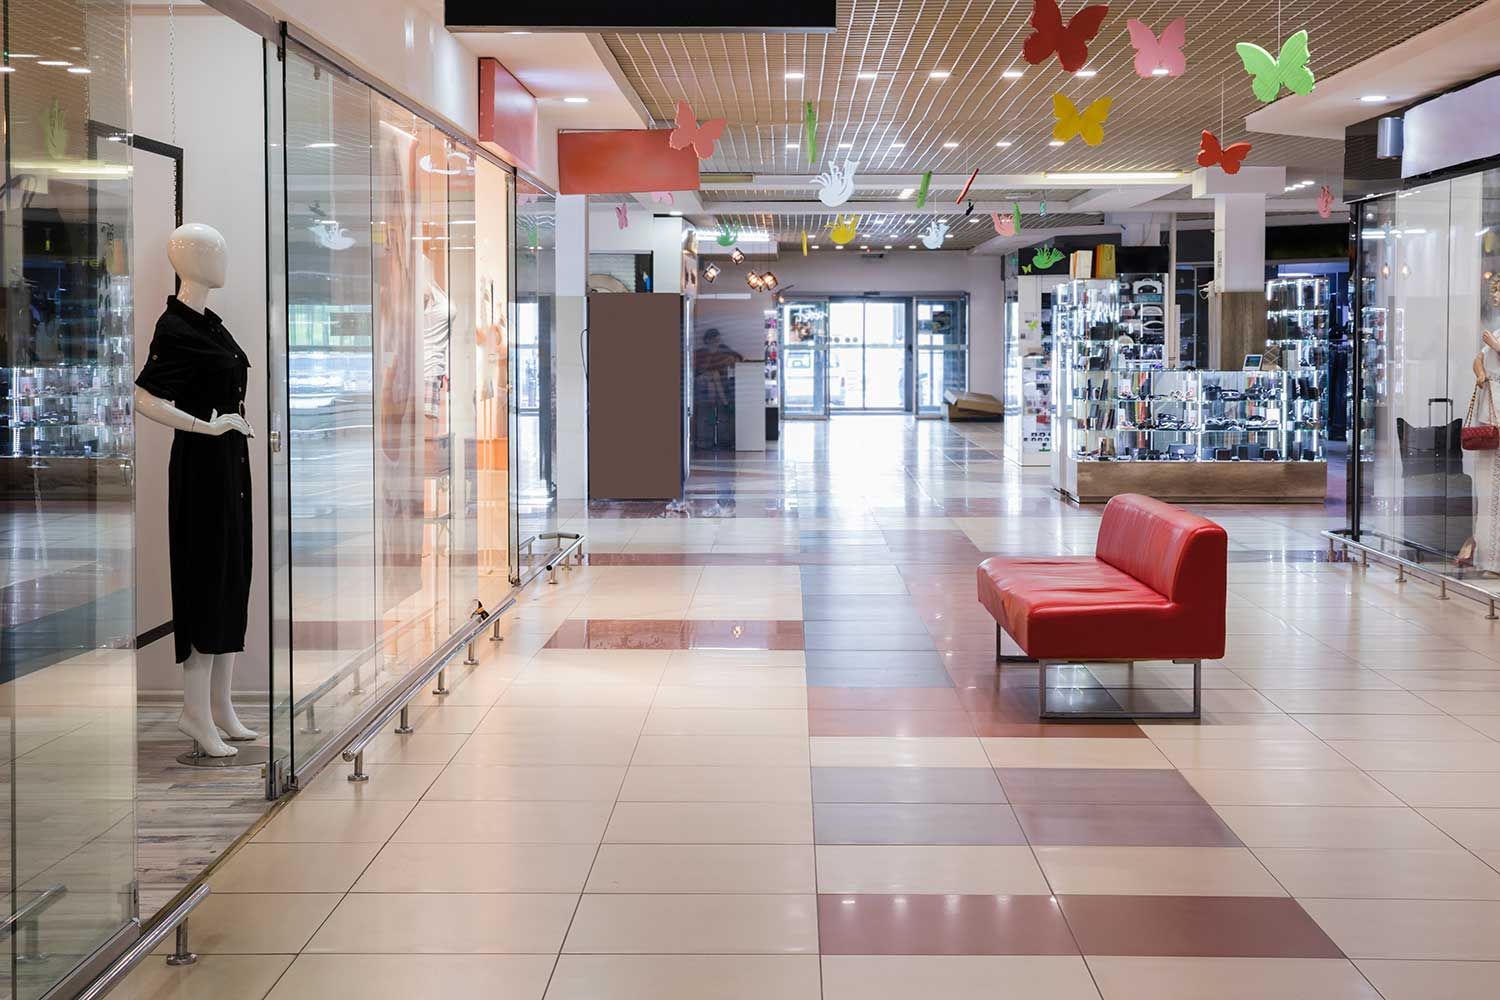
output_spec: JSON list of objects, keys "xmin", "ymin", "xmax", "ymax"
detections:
[
  {"xmin": 1213, "ymin": 806, "xmax": 1455, "ymax": 849},
  {"xmin": 658, "ymin": 666, "xmax": 808, "ymax": 688},
  {"xmin": 498, "ymin": 683, "xmax": 659, "ymax": 707},
  {"xmin": 477, "ymin": 705, "xmax": 649, "ymax": 735},
  {"xmin": 1259, "ymin": 690, "xmax": 1444, "ymax": 715},
  {"xmin": 149, "ymin": 893, "xmax": 340, "ymax": 955},
  {"xmin": 1231, "ymin": 670, "xmax": 1400, "ymax": 691},
  {"xmin": 815, "ymin": 845, "xmax": 1050, "ymax": 895},
  {"xmin": 392, "ymin": 800, "xmax": 614, "ymax": 843},
  {"xmin": 453, "ymin": 730, "xmax": 641, "ymax": 766},
  {"xmin": 253, "ymin": 800, "xmax": 415, "ymax": 844},
  {"xmin": 563, "ymin": 894, "xmax": 818, "ymax": 953},
  {"xmin": 1180, "ymin": 769, "xmax": 1403, "ymax": 807},
  {"xmin": 667, "ymin": 650, "xmax": 807, "ymax": 670},
  {"xmin": 643, "ymin": 707, "xmax": 808, "ymax": 736},
  {"xmin": 295, "ymin": 763, "xmax": 444, "ymax": 802},
  {"xmin": 1328, "ymin": 741, "xmax": 1500, "ymax": 772},
  {"xmin": 363, "ymin": 732, "xmax": 469, "ymax": 765},
  {"xmin": 1293, "ymin": 715, "xmax": 1490, "ymax": 741},
  {"xmin": 1255, "ymin": 848, "xmax": 1500, "ymax": 900},
  {"xmin": 604, "ymin": 801, "xmax": 813, "ymax": 844},
  {"xmin": 1457, "ymin": 716, "xmax": 1500, "ymax": 739},
  {"xmin": 355, "ymin": 843, "xmax": 597, "ymax": 892},
  {"xmin": 306, "ymin": 892, "xmax": 578, "ymax": 954},
  {"xmin": 1150, "ymin": 739, "xmax": 1355, "ymax": 771},
  {"xmin": 618, "ymin": 766, "xmax": 812, "ymax": 802},
  {"xmin": 1370, "ymin": 771, "xmax": 1500, "ymax": 808},
  {"xmin": 1418, "ymin": 808, "xmax": 1500, "ymax": 851},
  {"xmin": 980, "ymin": 738, "xmax": 1172, "ymax": 769},
  {"xmin": 651, "ymin": 685, "xmax": 808, "ymax": 709},
  {"xmin": 1086, "ymin": 957, "xmax": 1379, "ymax": 1000},
  {"xmin": 113, "ymin": 954, "xmax": 294, "ymax": 1000},
  {"xmin": 269, "ymin": 955, "xmax": 553, "ymax": 1000},
  {"xmin": 1355, "ymin": 959, "xmax": 1500, "ymax": 1000},
  {"xmin": 1302, "ymin": 899, "xmax": 1500, "ymax": 960},
  {"xmin": 586, "ymin": 844, "xmax": 815, "ymax": 893},
  {"xmin": 1138, "ymin": 718, "xmax": 1314, "ymax": 741},
  {"xmin": 545, "ymin": 955, "xmax": 821, "ymax": 1000},
  {"xmin": 1035, "ymin": 846, "xmax": 1285, "ymax": 897},
  {"xmin": 812, "ymin": 736, "xmax": 993, "ymax": 768},
  {"xmin": 423, "ymin": 764, "xmax": 626, "ymax": 801},
  {"xmin": 406, "ymin": 668, "xmax": 516, "ymax": 707},
  {"xmin": 631, "ymin": 734, "xmax": 811, "ymax": 766},
  {"xmin": 400, "ymin": 703, "xmax": 492, "ymax": 733},
  {"xmin": 822, "ymin": 955, "xmax": 1100, "ymax": 1000},
  {"xmin": 211, "ymin": 843, "xmax": 383, "ymax": 893}
]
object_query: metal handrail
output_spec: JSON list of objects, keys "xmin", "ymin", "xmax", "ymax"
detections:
[
  {"xmin": 71, "ymin": 885, "xmax": 210, "ymax": 1000},
  {"xmin": 1325, "ymin": 528, "xmax": 1500, "ymax": 619},
  {"xmin": 3, "ymin": 884, "xmax": 65, "ymax": 935}
]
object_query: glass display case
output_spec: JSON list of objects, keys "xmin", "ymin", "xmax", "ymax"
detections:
[
  {"xmin": 1005, "ymin": 279, "xmax": 1055, "ymax": 465},
  {"xmin": 1266, "ymin": 275, "xmax": 1331, "ymax": 370}
]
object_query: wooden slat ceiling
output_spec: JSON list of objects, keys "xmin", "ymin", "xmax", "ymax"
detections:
[{"xmin": 604, "ymin": 0, "xmax": 1485, "ymax": 248}]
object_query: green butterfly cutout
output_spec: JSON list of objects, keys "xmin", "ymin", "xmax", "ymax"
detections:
[
  {"xmin": 1033, "ymin": 245, "xmax": 1064, "ymax": 269},
  {"xmin": 804, "ymin": 102, "xmax": 819, "ymax": 165},
  {"xmin": 716, "ymin": 225, "xmax": 740, "ymax": 248},
  {"xmin": 1021, "ymin": 264, "xmax": 1033, "ymax": 274},
  {"xmin": 1236, "ymin": 29, "xmax": 1315, "ymax": 103},
  {"xmin": 1012, "ymin": 202, "xmax": 1022, "ymax": 234},
  {"xmin": 915, "ymin": 171, "xmax": 932, "ymax": 210}
]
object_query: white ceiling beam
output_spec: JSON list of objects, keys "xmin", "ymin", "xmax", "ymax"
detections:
[
  {"xmin": 968, "ymin": 224, "xmax": 1125, "ymax": 257},
  {"xmin": 1064, "ymin": 184, "xmax": 1192, "ymax": 213},
  {"xmin": 689, "ymin": 200, "xmax": 1058, "ymax": 215},
  {"xmin": 699, "ymin": 172, "xmax": 1189, "ymax": 191}
]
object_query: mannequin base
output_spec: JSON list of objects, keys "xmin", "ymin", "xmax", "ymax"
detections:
[{"xmin": 177, "ymin": 743, "xmax": 271, "ymax": 768}]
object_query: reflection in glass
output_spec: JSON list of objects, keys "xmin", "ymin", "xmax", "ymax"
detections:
[
  {"xmin": 514, "ymin": 179, "xmax": 558, "ymax": 579},
  {"xmin": 916, "ymin": 298, "xmax": 967, "ymax": 414}
]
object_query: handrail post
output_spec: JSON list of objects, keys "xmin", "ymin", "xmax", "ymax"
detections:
[
  {"xmin": 464, "ymin": 639, "xmax": 479, "ymax": 666},
  {"xmin": 347, "ymin": 750, "xmax": 368, "ymax": 783},
  {"xmin": 165, "ymin": 922, "xmax": 197, "ymax": 967},
  {"xmin": 394, "ymin": 705, "xmax": 413, "ymax": 735},
  {"xmin": 432, "ymin": 669, "xmax": 449, "ymax": 696},
  {"xmin": 301, "ymin": 702, "xmax": 321, "ymax": 734}
]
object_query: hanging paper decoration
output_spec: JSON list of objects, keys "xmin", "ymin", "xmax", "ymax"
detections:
[
  {"xmin": 652, "ymin": 191, "xmax": 676, "ymax": 205},
  {"xmin": 920, "ymin": 220, "xmax": 950, "ymax": 250},
  {"xmin": 991, "ymin": 212, "xmax": 1016, "ymax": 237},
  {"xmin": 615, "ymin": 204, "xmax": 630, "ymax": 229},
  {"xmin": 1021, "ymin": 263, "xmax": 1034, "ymax": 274},
  {"xmin": 1235, "ymin": 29, "xmax": 1314, "ymax": 103},
  {"xmin": 1012, "ymin": 202, "xmax": 1023, "ymax": 233},
  {"xmin": 1197, "ymin": 130, "xmax": 1252, "ymax": 174},
  {"xmin": 668, "ymin": 99, "xmax": 728, "ymax": 159},
  {"xmin": 828, "ymin": 214, "xmax": 859, "ymax": 245},
  {"xmin": 804, "ymin": 102, "xmax": 819, "ymax": 165},
  {"xmin": 526, "ymin": 220, "xmax": 540, "ymax": 250},
  {"xmin": 814, "ymin": 161, "xmax": 858, "ymax": 208},
  {"xmin": 1038, "ymin": 198, "xmax": 1047, "ymax": 216},
  {"xmin": 1126, "ymin": 18, "xmax": 1187, "ymax": 78},
  {"xmin": 964, "ymin": 200, "xmax": 976, "ymax": 217},
  {"xmin": 802, "ymin": 231, "xmax": 809, "ymax": 256},
  {"xmin": 1022, "ymin": 0, "xmax": 1110, "ymax": 74},
  {"xmin": 1317, "ymin": 185, "xmax": 1335, "ymax": 219},
  {"xmin": 716, "ymin": 224, "xmax": 741, "ymax": 247},
  {"xmin": 955, "ymin": 169, "xmax": 979, "ymax": 204},
  {"xmin": 1052, "ymin": 93, "xmax": 1113, "ymax": 146},
  {"xmin": 1033, "ymin": 245, "xmax": 1065, "ymax": 269},
  {"xmin": 915, "ymin": 171, "xmax": 933, "ymax": 210}
]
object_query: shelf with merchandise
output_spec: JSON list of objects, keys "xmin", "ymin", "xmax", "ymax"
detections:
[{"xmin": 3, "ymin": 362, "xmax": 136, "ymax": 461}]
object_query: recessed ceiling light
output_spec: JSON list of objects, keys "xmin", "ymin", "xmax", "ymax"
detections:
[
  {"xmin": 907, "ymin": 244, "xmax": 917, "ymax": 249},
  {"xmin": 835, "ymin": 244, "xmax": 844, "ymax": 249},
  {"xmin": 884, "ymin": 244, "xmax": 893, "ymax": 249},
  {"xmin": 785, "ymin": 143, "xmax": 799, "ymax": 149},
  {"xmin": 857, "ymin": 72, "xmax": 877, "ymax": 80},
  {"xmin": 890, "ymin": 142, "xmax": 905, "ymax": 148},
  {"xmin": 899, "ymin": 188, "xmax": 915, "ymax": 198},
  {"xmin": 1074, "ymin": 68, "xmax": 1097, "ymax": 78},
  {"xmin": 562, "ymin": 96, "xmax": 589, "ymax": 104},
  {"xmin": 8, "ymin": 53, "xmax": 38, "ymax": 59},
  {"xmin": 0, "ymin": 67, "xmax": 12, "ymax": 74},
  {"xmin": 811, "ymin": 244, "xmax": 820, "ymax": 249},
  {"xmin": 860, "ymin": 244, "xmax": 869, "ymax": 249},
  {"xmin": 1359, "ymin": 94, "xmax": 1389, "ymax": 103},
  {"xmin": 929, "ymin": 70, "xmax": 951, "ymax": 79},
  {"xmin": 785, "ymin": 71, "xmax": 804, "ymax": 80},
  {"xmin": 505, "ymin": 30, "xmax": 532, "ymax": 34},
  {"xmin": 669, "ymin": 210, "xmax": 683, "ymax": 216},
  {"xmin": 1151, "ymin": 67, "xmax": 1170, "ymax": 77},
  {"xmin": 37, "ymin": 60, "xmax": 70, "ymax": 67},
  {"xmin": 305, "ymin": 142, "xmax": 338, "ymax": 149},
  {"xmin": 1048, "ymin": 139, "xmax": 1065, "ymax": 146},
  {"xmin": 66, "ymin": 66, "xmax": 90, "ymax": 74},
  {"xmin": 1002, "ymin": 69, "xmax": 1024, "ymax": 79},
  {"xmin": 995, "ymin": 140, "xmax": 1013, "ymax": 148},
  {"xmin": 943, "ymin": 141, "xmax": 959, "ymax": 148},
  {"xmin": 838, "ymin": 142, "xmax": 854, "ymax": 149}
]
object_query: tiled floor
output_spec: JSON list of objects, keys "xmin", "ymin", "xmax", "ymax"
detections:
[{"xmin": 119, "ymin": 417, "xmax": 1500, "ymax": 999}]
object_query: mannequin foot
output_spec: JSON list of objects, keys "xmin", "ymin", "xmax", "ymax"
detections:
[
  {"xmin": 209, "ymin": 653, "xmax": 259, "ymax": 740},
  {"xmin": 216, "ymin": 720, "xmax": 260, "ymax": 742},
  {"xmin": 178, "ymin": 710, "xmax": 238, "ymax": 757}
]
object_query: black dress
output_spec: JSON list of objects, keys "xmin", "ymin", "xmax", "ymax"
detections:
[{"xmin": 135, "ymin": 296, "xmax": 253, "ymax": 664}]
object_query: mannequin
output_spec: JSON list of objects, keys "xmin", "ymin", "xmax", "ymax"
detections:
[
  {"xmin": 135, "ymin": 223, "xmax": 256, "ymax": 758},
  {"xmin": 1465, "ymin": 330, "xmax": 1500, "ymax": 570}
]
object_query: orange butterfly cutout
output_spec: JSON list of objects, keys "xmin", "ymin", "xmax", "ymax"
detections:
[
  {"xmin": 1197, "ymin": 130, "xmax": 1252, "ymax": 175},
  {"xmin": 668, "ymin": 100, "xmax": 727, "ymax": 160},
  {"xmin": 1022, "ymin": 0, "xmax": 1110, "ymax": 73}
]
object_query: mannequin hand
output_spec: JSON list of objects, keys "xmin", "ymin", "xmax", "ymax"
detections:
[
  {"xmin": 201, "ymin": 408, "xmax": 255, "ymax": 438},
  {"xmin": 1477, "ymin": 354, "xmax": 1490, "ymax": 385},
  {"xmin": 1484, "ymin": 329, "xmax": 1500, "ymax": 353}
]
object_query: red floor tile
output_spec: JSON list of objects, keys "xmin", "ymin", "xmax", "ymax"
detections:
[
  {"xmin": 543, "ymin": 618, "xmax": 804, "ymax": 650},
  {"xmin": 1057, "ymin": 895, "xmax": 1344, "ymax": 958},
  {"xmin": 818, "ymin": 894, "xmax": 1079, "ymax": 955},
  {"xmin": 996, "ymin": 769, "xmax": 1205, "ymax": 805},
  {"xmin": 808, "ymin": 709, "xmax": 977, "ymax": 737},
  {"xmin": 1013, "ymin": 803, "xmax": 1242, "ymax": 847},
  {"xmin": 808, "ymin": 688, "xmax": 966, "ymax": 711},
  {"xmin": 811, "ymin": 767, "xmax": 1007, "ymax": 804}
]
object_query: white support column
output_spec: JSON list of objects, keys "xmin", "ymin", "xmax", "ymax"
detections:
[
  {"xmin": 651, "ymin": 216, "xmax": 685, "ymax": 293},
  {"xmin": 555, "ymin": 194, "xmax": 589, "ymax": 501},
  {"xmin": 1192, "ymin": 166, "xmax": 1284, "ymax": 368}
]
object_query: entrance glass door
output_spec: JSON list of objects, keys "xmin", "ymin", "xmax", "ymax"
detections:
[
  {"xmin": 915, "ymin": 297, "xmax": 968, "ymax": 415},
  {"xmin": 781, "ymin": 300, "xmax": 829, "ymax": 418},
  {"xmin": 829, "ymin": 298, "xmax": 910, "ymax": 412}
]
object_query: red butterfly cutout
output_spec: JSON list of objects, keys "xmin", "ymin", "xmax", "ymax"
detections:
[
  {"xmin": 668, "ymin": 100, "xmax": 727, "ymax": 160},
  {"xmin": 1022, "ymin": 0, "xmax": 1110, "ymax": 73},
  {"xmin": 1197, "ymin": 130, "xmax": 1252, "ymax": 174}
]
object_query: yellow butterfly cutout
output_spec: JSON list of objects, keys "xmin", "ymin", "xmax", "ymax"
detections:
[
  {"xmin": 802, "ymin": 231, "xmax": 809, "ymax": 256},
  {"xmin": 828, "ymin": 214, "xmax": 859, "ymax": 245},
  {"xmin": 1052, "ymin": 93, "xmax": 1113, "ymax": 146}
]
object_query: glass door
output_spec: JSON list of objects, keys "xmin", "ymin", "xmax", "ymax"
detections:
[
  {"xmin": 829, "ymin": 298, "xmax": 910, "ymax": 413},
  {"xmin": 915, "ymin": 297, "xmax": 967, "ymax": 415},
  {"xmin": 781, "ymin": 300, "xmax": 829, "ymax": 418}
]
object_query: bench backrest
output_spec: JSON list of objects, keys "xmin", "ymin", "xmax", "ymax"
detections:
[{"xmin": 1095, "ymin": 493, "xmax": 1228, "ymax": 606}]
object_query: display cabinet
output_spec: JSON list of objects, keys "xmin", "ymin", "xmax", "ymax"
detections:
[{"xmin": 1005, "ymin": 277, "xmax": 1055, "ymax": 465}]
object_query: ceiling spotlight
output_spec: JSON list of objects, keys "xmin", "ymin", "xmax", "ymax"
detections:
[
  {"xmin": 1151, "ymin": 67, "xmax": 1169, "ymax": 77},
  {"xmin": 838, "ymin": 142, "xmax": 854, "ymax": 149},
  {"xmin": 746, "ymin": 271, "xmax": 764, "ymax": 291},
  {"xmin": 811, "ymin": 244, "xmax": 820, "ymax": 249},
  {"xmin": 785, "ymin": 71, "xmax": 804, "ymax": 80},
  {"xmin": 66, "ymin": 66, "xmax": 91, "ymax": 74},
  {"xmin": 929, "ymin": 70, "xmax": 951, "ymax": 79},
  {"xmin": 1074, "ymin": 68, "xmax": 1097, "ymax": 78},
  {"xmin": 907, "ymin": 244, "xmax": 917, "ymax": 249},
  {"xmin": 860, "ymin": 244, "xmax": 869, "ymax": 250},
  {"xmin": 890, "ymin": 142, "xmax": 906, "ymax": 148},
  {"xmin": 857, "ymin": 72, "xmax": 877, "ymax": 80},
  {"xmin": 702, "ymin": 262, "xmax": 721, "ymax": 283},
  {"xmin": 1002, "ymin": 69, "xmax": 1024, "ymax": 79},
  {"xmin": 943, "ymin": 141, "xmax": 959, "ymax": 148},
  {"xmin": 1048, "ymin": 139, "xmax": 1065, "ymax": 147},
  {"xmin": 562, "ymin": 96, "xmax": 589, "ymax": 104},
  {"xmin": 884, "ymin": 244, "xmax": 893, "ymax": 249},
  {"xmin": 761, "ymin": 271, "xmax": 779, "ymax": 290},
  {"xmin": 785, "ymin": 142, "xmax": 800, "ymax": 149},
  {"xmin": 730, "ymin": 248, "xmax": 746, "ymax": 264},
  {"xmin": 899, "ymin": 187, "xmax": 915, "ymax": 198},
  {"xmin": 995, "ymin": 140, "xmax": 1013, "ymax": 148},
  {"xmin": 1359, "ymin": 94, "xmax": 1389, "ymax": 103}
]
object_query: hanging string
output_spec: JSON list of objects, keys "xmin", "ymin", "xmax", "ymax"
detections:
[
  {"xmin": 1277, "ymin": 0, "xmax": 1282, "ymax": 51},
  {"xmin": 1219, "ymin": 74, "xmax": 1225, "ymax": 138},
  {"xmin": 168, "ymin": 0, "xmax": 177, "ymax": 145}
]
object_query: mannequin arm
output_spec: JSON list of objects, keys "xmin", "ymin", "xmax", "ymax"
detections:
[
  {"xmin": 1476, "ymin": 353, "xmax": 1488, "ymax": 385},
  {"xmin": 134, "ymin": 387, "xmax": 254, "ymax": 438}
]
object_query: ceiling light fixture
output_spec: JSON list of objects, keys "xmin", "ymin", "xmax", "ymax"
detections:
[
  {"xmin": 857, "ymin": 72, "xmax": 877, "ymax": 80},
  {"xmin": 1074, "ymin": 68, "xmax": 1098, "ymax": 78},
  {"xmin": 838, "ymin": 142, "xmax": 854, "ymax": 149},
  {"xmin": 305, "ymin": 142, "xmax": 338, "ymax": 149},
  {"xmin": 1048, "ymin": 139, "xmax": 1065, "ymax": 147},
  {"xmin": 1040, "ymin": 171, "xmax": 1182, "ymax": 182},
  {"xmin": 1359, "ymin": 94, "xmax": 1389, "ymax": 103},
  {"xmin": 785, "ymin": 71, "xmax": 804, "ymax": 80},
  {"xmin": 1002, "ymin": 69, "xmax": 1024, "ymax": 79},
  {"xmin": 66, "ymin": 66, "xmax": 91, "ymax": 74},
  {"xmin": 702, "ymin": 262, "xmax": 721, "ymax": 283},
  {"xmin": 908, "ymin": 244, "xmax": 917, "ymax": 249},
  {"xmin": 37, "ymin": 60, "xmax": 71, "ymax": 67},
  {"xmin": 899, "ymin": 188, "xmax": 915, "ymax": 199},
  {"xmin": 1151, "ymin": 67, "xmax": 1169, "ymax": 77},
  {"xmin": 562, "ymin": 96, "xmax": 589, "ymax": 104},
  {"xmin": 669, "ymin": 210, "xmax": 683, "ymax": 216},
  {"xmin": 785, "ymin": 143, "xmax": 800, "ymax": 149},
  {"xmin": 811, "ymin": 244, "xmax": 820, "ymax": 249},
  {"xmin": 8, "ymin": 53, "xmax": 38, "ymax": 59},
  {"xmin": 943, "ymin": 141, "xmax": 959, "ymax": 148},
  {"xmin": 929, "ymin": 70, "xmax": 951, "ymax": 79},
  {"xmin": 884, "ymin": 244, "xmax": 893, "ymax": 249},
  {"xmin": 890, "ymin": 142, "xmax": 905, "ymax": 148},
  {"xmin": 995, "ymin": 140, "xmax": 1013, "ymax": 148}
]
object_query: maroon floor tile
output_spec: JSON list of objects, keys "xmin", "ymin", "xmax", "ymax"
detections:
[
  {"xmin": 808, "ymin": 688, "xmax": 965, "ymax": 711},
  {"xmin": 996, "ymin": 768, "xmax": 1206, "ymax": 805},
  {"xmin": 1013, "ymin": 803, "xmax": 1241, "ymax": 847},
  {"xmin": 543, "ymin": 618, "xmax": 804, "ymax": 650},
  {"xmin": 1057, "ymin": 895, "xmax": 1344, "ymax": 958},
  {"xmin": 818, "ymin": 894, "xmax": 1079, "ymax": 955},
  {"xmin": 808, "ymin": 709, "xmax": 977, "ymax": 737},
  {"xmin": 814, "ymin": 803, "xmax": 1026, "ymax": 845},
  {"xmin": 811, "ymin": 767, "xmax": 1007, "ymax": 804}
]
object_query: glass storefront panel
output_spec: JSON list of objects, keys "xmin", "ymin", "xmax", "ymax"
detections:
[
  {"xmin": 0, "ymin": 0, "xmax": 137, "ymax": 995},
  {"xmin": 514, "ymin": 179, "xmax": 557, "ymax": 579},
  {"xmin": 915, "ymin": 297, "xmax": 967, "ymax": 415}
]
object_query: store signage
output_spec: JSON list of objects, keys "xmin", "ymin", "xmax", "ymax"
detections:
[
  {"xmin": 478, "ymin": 58, "xmax": 538, "ymax": 173},
  {"xmin": 445, "ymin": 0, "xmax": 837, "ymax": 32},
  {"xmin": 1402, "ymin": 75, "xmax": 1500, "ymax": 179},
  {"xmin": 557, "ymin": 129, "xmax": 700, "ymax": 195}
]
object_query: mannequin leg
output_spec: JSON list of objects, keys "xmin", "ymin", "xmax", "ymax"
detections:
[
  {"xmin": 210, "ymin": 653, "xmax": 259, "ymax": 740},
  {"xmin": 180, "ymin": 651, "xmax": 237, "ymax": 757}
]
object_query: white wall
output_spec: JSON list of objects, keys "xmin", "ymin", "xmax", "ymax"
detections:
[{"xmin": 131, "ymin": 9, "xmax": 269, "ymax": 696}]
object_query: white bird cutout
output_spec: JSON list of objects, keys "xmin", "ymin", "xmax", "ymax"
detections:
[
  {"xmin": 813, "ymin": 160, "xmax": 858, "ymax": 208},
  {"xmin": 920, "ymin": 220, "xmax": 949, "ymax": 250}
]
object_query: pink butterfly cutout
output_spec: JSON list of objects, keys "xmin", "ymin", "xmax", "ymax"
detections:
[
  {"xmin": 1126, "ymin": 17, "xmax": 1187, "ymax": 78},
  {"xmin": 652, "ymin": 191, "xmax": 676, "ymax": 205},
  {"xmin": 615, "ymin": 205, "xmax": 630, "ymax": 230},
  {"xmin": 1317, "ymin": 185, "xmax": 1335, "ymax": 219},
  {"xmin": 668, "ymin": 100, "xmax": 727, "ymax": 160},
  {"xmin": 991, "ymin": 212, "xmax": 1016, "ymax": 237}
]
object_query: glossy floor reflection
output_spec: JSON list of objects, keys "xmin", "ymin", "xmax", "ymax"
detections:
[{"xmin": 116, "ymin": 417, "xmax": 1500, "ymax": 999}]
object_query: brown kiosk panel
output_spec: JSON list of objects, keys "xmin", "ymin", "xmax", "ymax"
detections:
[{"xmin": 587, "ymin": 292, "xmax": 686, "ymax": 500}]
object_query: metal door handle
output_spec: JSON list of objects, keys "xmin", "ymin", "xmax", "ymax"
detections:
[{"xmin": 270, "ymin": 431, "xmax": 282, "ymax": 453}]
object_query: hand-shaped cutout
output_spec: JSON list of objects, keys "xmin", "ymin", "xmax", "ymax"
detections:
[
  {"xmin": 668, "ymin": 99, "xmax": 728, "ymax": 159},
  {"xmin": 1023, "ymin": 0, "xmax": 1110, "ymax": 73},
  {"xmin": 920, "ymin": 220, "xmax": 950, "ymax": 250},
  {"xmin": 652, "ymin": 191, "xmax": 676, "ymax": 205},
  {"xmin": 814, "ymin": 161, "xmax": 858, "ymax": 208},
  {"xmin": 1033, "ymin": 245, "xmax": 1065, "ymax": 269},
  {"xmin": 716, "ymin": 224, "xmax": 741, "ymax": 248},
  {"xmin": 1317, "ymin": 185, "xmax": 1335, "ymax": 219},
  {"xmin": 615, "ymin": 205, "xmax": 630, "ymax": 230},
  {"xmin": 1052, "ymin": 93, "xmax": 1113, "ymax": 146},
  {"xmin": 1236, "ymin": 29, "xmax": 1315, "ymax": 103},
  {"xmin": 828, "ymin": 214, "xmax": 859, "ymax": 245},
  {"xmin": 1197, "ymin": 130, "xmax": 1252, "ymax": 174},
  {"xmin": 1127, "ymin": 17, "xmax": 1186, "ymax": 78},
  {"xmin": 991, "ymin": 213, "xmax": 1016, "ymax": 237},
  {"xmin": 43, "ymin": 98, "xmax": 68, "ymax": 160}
]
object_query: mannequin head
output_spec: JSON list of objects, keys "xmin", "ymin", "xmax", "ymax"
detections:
[{"xmin": 167, "ymin": 223, "xmax": 228, "ymax": 291}]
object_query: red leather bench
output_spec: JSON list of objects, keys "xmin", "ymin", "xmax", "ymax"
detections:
[{"xmin": 977, "ymin": 493, "xmax": 1227, "ymax": 719}]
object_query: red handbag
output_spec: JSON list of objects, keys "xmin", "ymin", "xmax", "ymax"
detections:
[{"xmin": 1463, "ymin": 382, "xmax": 1500, "ymax": 451}]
